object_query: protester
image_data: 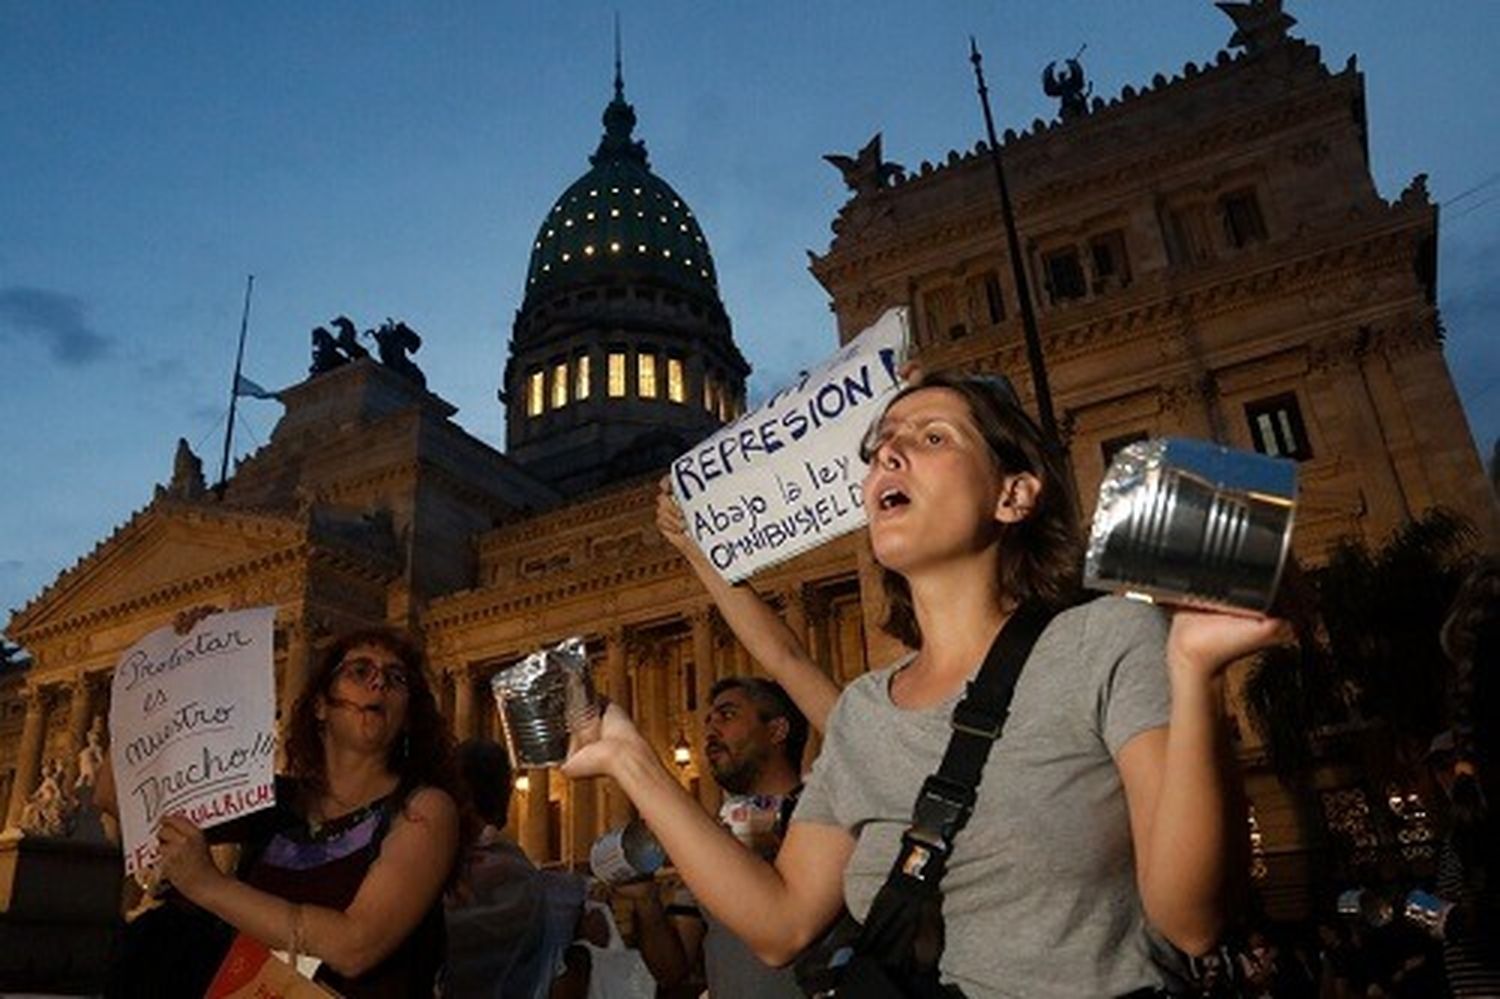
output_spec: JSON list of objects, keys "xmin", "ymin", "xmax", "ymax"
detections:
[
  {"xmin": 656, "ymin": 479, "xmax": 841, "ymax": 733},
  {"xmin": 619, "ymin": 677, "xmax": 807, "ymax": 998},
  {"xmin": 551, "ymin": 899, "xmax": 656, "ymax": 999},
  {"xmin": 565, "ymin": 371, "xmax": 1290, "ymax": 995},
  {"xmin": 1433, "ymin": 557, "xmax": 1500, "ymax": 995},
  {"xmin": 446, "ymin": 739, "xmax": 586, "ymax": 999},
  {"xmin": 102, "ymin": 623, "xmax": 464, "ymax": 997}
]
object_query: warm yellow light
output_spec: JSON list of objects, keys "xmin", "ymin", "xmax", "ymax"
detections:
[
  {"xmin": 514, "ymin": 773, "xmax": 530, "ymax": 793},
  {"xmin": 638, "ymin": 353, "xmax": 658, "ymax": 398},
  {"xmin": 527, "ymin": 370, "xmax": 545, "ymax": 417},
  {"xmin": 610, "ymin": 242, "xmax": 621, "ymax": 253},
  {"xmin": 667, "ymin": 358, "xmax": 685, "ymax": 403},
  {"xmin": 575, "ymin": 355, "xmax": 591, "ymax": 400},
  {"xmin": 584, "ymin": 245, "xmax": 595, "ymax": 256},
  {"xmin": 608, "ymin": 352, "xmax": 627, "ymax": 398}
]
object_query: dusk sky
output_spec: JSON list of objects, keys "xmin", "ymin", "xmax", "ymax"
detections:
[{"xmin": 2, "ymin": 2, "xmax": 1497, "ymax": 627}]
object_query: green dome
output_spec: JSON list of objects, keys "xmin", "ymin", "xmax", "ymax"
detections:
[{"xmin": 522, "ymin": 77, "xmax": 720, "ymax": 308}]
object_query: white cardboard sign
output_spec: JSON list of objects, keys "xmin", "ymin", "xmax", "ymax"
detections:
[
  {"xmin": 109, "ymin": 606, "xmax": 278, "ymax": 877},
  {"xmin": 670, "ymin": 307, "xmax": 910, "ymax": 582}
]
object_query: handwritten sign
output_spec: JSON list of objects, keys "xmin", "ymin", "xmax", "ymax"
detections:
[
  {"xmin": 671, "ymin": 307, "xmax": 910, "ymax": 582},
  {"xmin": 109, "ymin": 606, "xmax": 278, "ymax": 878}
]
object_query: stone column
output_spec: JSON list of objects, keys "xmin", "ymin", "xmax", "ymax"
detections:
[
  {"xmin": 5, "ymin": 684, "xmax": 53, "ymax": 830},
  {"xmin": 452, "ymin": 667, "xmax": 475, "ymax": 744},
  {"xmin": 603, "ymin": 629, "xmax": 632, "ymax": 827},
  {"xmin": 690, "ymin": 609, "xmax": 719, "ymax": 811},
  {"xmin": 569, "ymin": 778, "xmax": 598, "ymax": 869},
  {"xmin": 63, "ymin": 671, "xmax": 95, "ymax": 786},
  {"xmin": 780, "ymin": 585, "xmax": 809, "ymax": 654},
  {"xmin": 520, "ymin": 767, "xmax": 551, "ymax": 864}
]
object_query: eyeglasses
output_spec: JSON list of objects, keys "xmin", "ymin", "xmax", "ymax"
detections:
[{"xmin": 335, "ymin": 657, "xmax": 411, "ymax": 690}]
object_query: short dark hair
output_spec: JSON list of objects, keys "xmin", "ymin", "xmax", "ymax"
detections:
[
  {"xmin": 871, "ymin": 372, "xmax": 1082, "ymax": 649},
  {"xmin": 457, "ymin": 739, "xmax": 514, "ymax": 829},
  {"xmin": 710, "ymin": 676, "xmax": 809, "ymax": 768}
]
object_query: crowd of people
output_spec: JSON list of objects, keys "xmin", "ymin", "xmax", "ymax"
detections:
[{"xmin": 82, "ymin": 369, "xmax": 1493, "ymax": 997}]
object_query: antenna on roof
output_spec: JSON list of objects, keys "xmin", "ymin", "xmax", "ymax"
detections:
[{"xmin": 614, "ymin": 12, "xmax": 624, "ymax": 100}]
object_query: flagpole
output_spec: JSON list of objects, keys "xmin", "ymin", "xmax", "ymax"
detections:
[
  {"xmin": 217, "ymin": 274, "xmax": 255, "ymax": 494},
  {"xmin": 969, "ymin": 38, "xmax": 1059, "ymax": 444}
]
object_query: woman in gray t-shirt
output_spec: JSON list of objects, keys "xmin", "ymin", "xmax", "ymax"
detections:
[{"xmin": 565, "ymin": 372, "xmax": 1289, "ymax": 996}]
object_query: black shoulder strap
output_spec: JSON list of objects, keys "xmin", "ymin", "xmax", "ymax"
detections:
[{"xmin": 890, "ymin": 601, "xmax": 1055, "ymax": 886}]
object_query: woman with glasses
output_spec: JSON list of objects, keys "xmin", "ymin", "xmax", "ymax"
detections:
[
  {"xmin": 107, "ymin": 626, "xmax": 464, "ymax": 998},
  {"xmin": 566, "ymin": 372, "xmax": 1291, "ymax": 997}
]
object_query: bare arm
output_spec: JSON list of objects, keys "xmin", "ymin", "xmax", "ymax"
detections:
[
  {"xmin": 565, "ymin": 703, "xmax": 850, "ymax": 964},
  {"xmin": 614, "ymin": 880, "xmax": 696, "ymax": 987},
  {"xmin": 158, "ymin": 786, "xmax": 460, "ymax": 978},
  {"xmin": 657, "ymin": 478, "xmax": 838, "ymax": 732},
  {"xmin": 1119, "ymin": 610, "xmax": 1290, "ymax": 955}
]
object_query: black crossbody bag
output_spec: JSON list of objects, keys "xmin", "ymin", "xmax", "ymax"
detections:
[{"xmin": 795, "ymin": 603, "xmax": 1055, "ymax": 999}]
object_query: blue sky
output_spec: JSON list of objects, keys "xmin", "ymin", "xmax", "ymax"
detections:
[{"xmin": 2, "ymin": 2, "xmax": 1497, "ymax": 625}]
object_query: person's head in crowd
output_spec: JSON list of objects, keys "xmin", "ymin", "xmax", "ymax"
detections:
[
  {"xmin": 860, "ymin": 371, "xmax": 1080, "ymax": 649},
  {"xmin": 457, "ymin": 739, "xmax": 514, "ymax": 831},
  {"xmin": 704, "ymin": 677, "xmax": 808, "ymax": 793},
  {"xmin": 286, "ymin": 627, "xmax": 461, "ymax": 805}
]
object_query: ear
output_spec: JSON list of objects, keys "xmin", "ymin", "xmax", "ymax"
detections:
[
  {"xmin": 766, "ymin": 715, "xmax": 790, "ymax": 746},
  {"xmin": 994, "ymin": 471, "xmax": 1042, "ymax": 524}
]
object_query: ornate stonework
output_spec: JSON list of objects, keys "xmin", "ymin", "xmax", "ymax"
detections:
[{"xmin": 2, "ymin": 13, "xmax": 1493, "ymax": 899}]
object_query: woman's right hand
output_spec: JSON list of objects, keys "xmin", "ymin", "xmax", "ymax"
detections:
[{"xmin": 563, "ymin": 701, "xmax": 653, "ymax": 782}]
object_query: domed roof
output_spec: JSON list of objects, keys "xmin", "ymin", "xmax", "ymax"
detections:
[{"xmin": 522, "ymin": 72, "xmax": 720, "ymax": 308}]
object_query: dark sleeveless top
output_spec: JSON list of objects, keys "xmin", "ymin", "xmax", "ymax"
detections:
[
  {"xmin": 105, "ymin": 777, "xmax": 445, "ymax": 998},
  {"xmin": 240, "ymin": 779, "xmax": 446, "ymax": 998}
]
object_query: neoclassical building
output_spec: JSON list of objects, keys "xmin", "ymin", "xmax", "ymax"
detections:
[{"xmin": 3, "ymin": 4, "xmax": 1493, "ymax": 922}]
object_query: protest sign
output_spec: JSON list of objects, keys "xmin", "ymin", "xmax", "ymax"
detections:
[
  {"xmin": 670, "ymin": 307, "xmax": 910, "ymax": 582},
  {"xmin": 109, "ymin": 605, "xmax": 278, "ymax": 878}
]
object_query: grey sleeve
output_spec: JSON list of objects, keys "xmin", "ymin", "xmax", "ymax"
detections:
[
  {"xmin": 791, "ymin": 686, "xmax": 855, "ymax": 828},
  {"xmin": 1089, "ymin": 598, "xmax": 1173, "ymax": 756}
]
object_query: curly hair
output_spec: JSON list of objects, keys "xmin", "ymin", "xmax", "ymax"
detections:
[
  {"xmin": 869, "ymin": 372, "xmax": 1082, "ymax": 649},
  {"xmin": 285, "ymin": 627, "xmax": 464, "ymax": 816}
]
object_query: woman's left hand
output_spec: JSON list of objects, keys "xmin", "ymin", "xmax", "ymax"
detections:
[
  {"xmin": 156, "ymin": 813, "xmax": 223, "ymax": 896},
  {"xmin": 1166, "ymin": 609, "xmax": 1293, "ymax": 682}
]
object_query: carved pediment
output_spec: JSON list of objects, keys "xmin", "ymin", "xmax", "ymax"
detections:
[{"xmin": 9, "ymin": 501, "xmax": 305, "ymax": 636}]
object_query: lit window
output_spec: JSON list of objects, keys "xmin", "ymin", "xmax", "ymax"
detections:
[
  {"xmin": 610, "ymin": 208, "xmax": 620, "ymax": 218},
  {"xmin": 586, "ymin": 211, "xmax": 596, "ymax": 221},
  {"xmin": 663, "ymin": 249, "xmax": 671, "ymax": 259},
  {"xmin": 610, "ymin": 241, "xmax": 621, "ymax": 253},
  {"xmin": 564, "ymin": 219, "xmax": 574, "ymax": 227},
  {"xmin": 667, "ymin": 358, "xmax": 685, "ymax": 403},
  {"xmin": 527, "ymin": 370, "xmax": 545, "ymax": 417},
  {"xmin": 584, "ymin": 245, "xmax": 595, "ymax": 256},
  {"xmin": 638, "ymin": 352, "xmax": 658, "ymax": 398},
  {"xmin": 575, "ymin": 355, "xmax": 591, "ymax": 400},
  {"xmin": 637, "ymin": 244, "xmax": 646, "ymax": 253},
  {"xmin": 561, "ymin": 252, "xmax": 571, "ymax": 262},
  {"xmin": 1246, "ymin": 393, "xmax": 1312, "ymax": 460},
  {"xmin": 608, "ymin": 352, "xmax": 627, "ymax": 397},
  {"xmin": 551, "ymin": 362, "xmax": 568, "ymax": 409},
  {"xmin": 704, "ymin": 377, "xmax": 716, "ymax": 412}
]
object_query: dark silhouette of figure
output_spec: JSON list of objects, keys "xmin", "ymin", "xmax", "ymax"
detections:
[
  {"xmin": 310, "ymin": 326, "xmax": 344, "ymax": 376},
  {"xmin": 371, "ymin": 319, "xmax": 425, "ymax": 388},
  {"xmin": 330, "ymin": 315, "xmax": 370, "ymax": 362}
]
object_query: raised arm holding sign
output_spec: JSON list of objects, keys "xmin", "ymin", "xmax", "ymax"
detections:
[{"xmin": 671, "ymin": 307, "xmax": 910, "ymax": 583}]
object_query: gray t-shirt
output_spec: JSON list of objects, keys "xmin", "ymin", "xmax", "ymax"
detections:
[{"xmin": 793, "ymin": 596, "xmax": 1187, "ymax": 997}]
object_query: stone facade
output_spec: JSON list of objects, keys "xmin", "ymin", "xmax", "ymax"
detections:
[{"xmin": 2, "ymin": 6, "xmax": 1494, "ymax": 923}]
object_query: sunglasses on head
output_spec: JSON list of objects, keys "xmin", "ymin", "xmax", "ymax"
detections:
[{"xmin": 336, "ymin": 656, "xmax": 411, "ymax": 690}]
